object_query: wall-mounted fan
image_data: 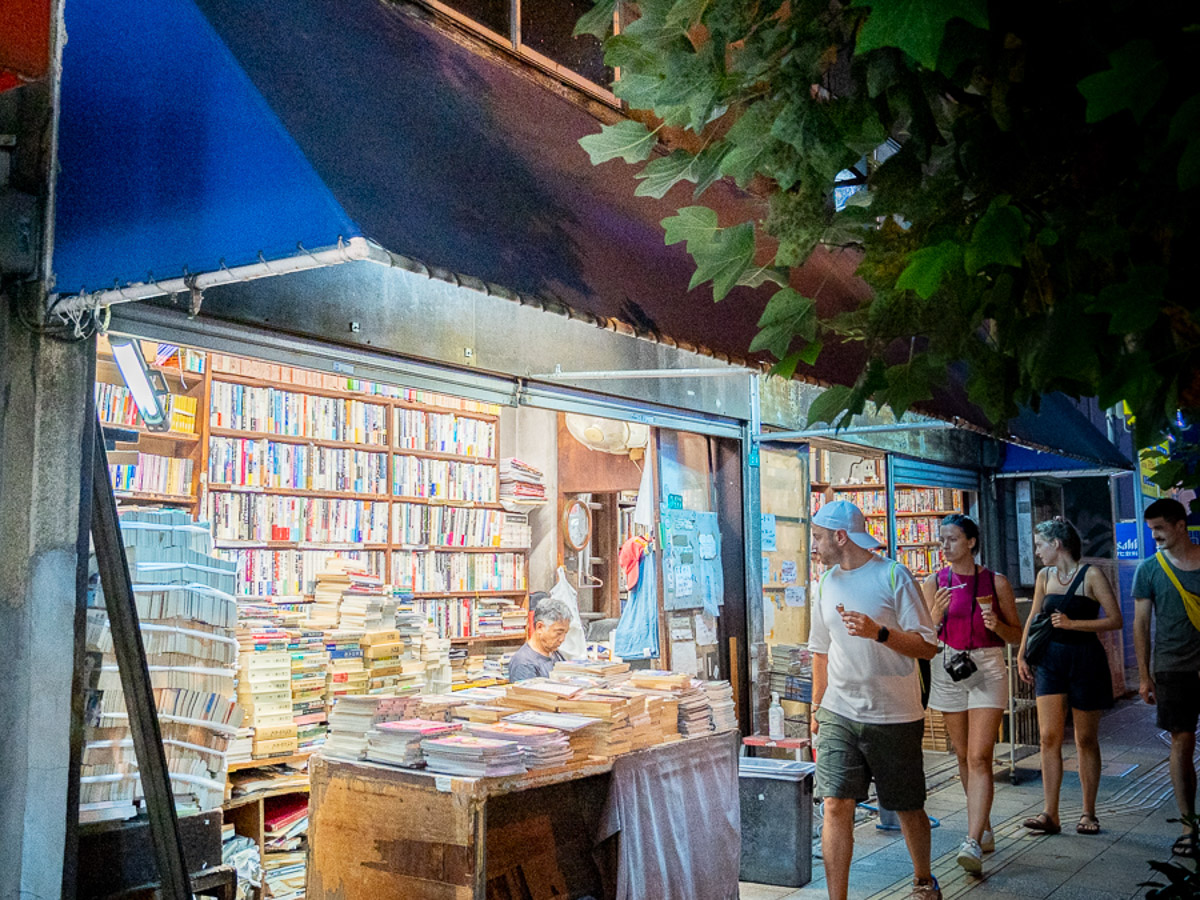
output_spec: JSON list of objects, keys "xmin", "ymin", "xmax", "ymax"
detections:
[{"xmin": 565, "ymin": 414, "xmax": 650, "ymax": 456}]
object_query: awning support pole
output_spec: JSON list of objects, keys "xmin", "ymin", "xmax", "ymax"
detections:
[
  {"xmin": 754, "ymin": 421, "xmax": 957, "ymax": 443},
  {"xmin": 533, "ymin": 365, "xmax": 751, "ymax": 380}
]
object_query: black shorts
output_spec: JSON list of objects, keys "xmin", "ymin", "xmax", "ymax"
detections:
[
  {"xmin": 1155, "ymin": 671, "xmax": 1200, "ymax": 734},
  {"xmin": 1032, "ymin": 639, "xmax": 1113, "ymax": 711}
]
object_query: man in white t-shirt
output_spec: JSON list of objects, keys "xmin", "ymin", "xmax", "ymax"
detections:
[{"xmin": 808, "ymin": 501, "xmax": 940, "ymax": 900}]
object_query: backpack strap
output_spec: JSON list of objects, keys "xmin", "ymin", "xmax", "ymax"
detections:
[{"xmin": 1157, "ymin": 552, "xmax": 1200, "ymax": 632}]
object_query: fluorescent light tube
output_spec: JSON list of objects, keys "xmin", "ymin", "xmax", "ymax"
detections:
[{"xmin": 109, "ymin": 337, "xmax": 168, "ymax": 430}]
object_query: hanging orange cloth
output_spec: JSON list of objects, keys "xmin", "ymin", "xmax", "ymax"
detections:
[{"xmin": 619, "ymin": 534, "xmax": 653, "ymax": 590}]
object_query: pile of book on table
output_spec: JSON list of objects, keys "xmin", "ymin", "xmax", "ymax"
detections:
[
  {"xmin": 365, "ymin": 718, "xmax": 461, "ymax": 767},
  {"xmin": 421, "ymin": 735, "xmax": 529, "ymax": 777},
  {"xmin": 498, "ymin": 458, "xmax": 546, "ymax": 507}
]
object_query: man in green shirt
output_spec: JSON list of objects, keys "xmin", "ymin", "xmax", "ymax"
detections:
[{"xmin": 1133, "ymin": 497, "xmax": 1200, "ymax": 859}]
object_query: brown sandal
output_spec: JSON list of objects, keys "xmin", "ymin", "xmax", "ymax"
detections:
[
  {"xmin": 1077, "ymin": 815, "xmax": 1100, "ymax": 835},
  {"xmin": 1023, "ymin": 812, "xmax": 1061, "ymax": 834}
]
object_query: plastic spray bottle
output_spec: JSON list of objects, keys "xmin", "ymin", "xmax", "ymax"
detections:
[{"xmin": 768, "ymin": 691, "xmax": 785, "ymax": 741}]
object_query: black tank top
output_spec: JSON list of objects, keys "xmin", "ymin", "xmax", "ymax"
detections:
[{"xmin": 1042, "ymin": 565, "xmax": 1098, "ymax": 645}]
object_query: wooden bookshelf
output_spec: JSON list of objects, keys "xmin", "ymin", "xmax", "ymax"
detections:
[
  {"xmin": 226, "ymin": 752, "xmax": 313, "ymax": 773},
  {"xmin": 208, "ymin": 484, "xmax": 393, "ymax": 502},
  {"xmin": 97, "ymin": 335, "xmax": 210, "ymax": 505},
  {"xmin": 449, "ymin": 633, "xmax": 527, "ymax": 644},
  {"xmin": 209, "ymin": 427, "xmax": 388, "ymax": 453}
]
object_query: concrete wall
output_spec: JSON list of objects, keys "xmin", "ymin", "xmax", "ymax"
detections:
[
  {"xmin": 498, "ymin": 405, "xmax": 560, "ymax": 593},
  {"xmin": 0, "ymin": 295, "xmax": 92, "ymax": 900}
]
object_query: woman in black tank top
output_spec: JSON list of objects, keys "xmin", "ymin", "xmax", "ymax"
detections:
[{"xmin": 1017, "ymin": 518, "xmax": 1123, "ymax": 837}]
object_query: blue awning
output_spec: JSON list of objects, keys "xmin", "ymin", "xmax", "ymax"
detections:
[{"xmin": 52, "ymin": 0, "xmax": 359, "ymax": 294}]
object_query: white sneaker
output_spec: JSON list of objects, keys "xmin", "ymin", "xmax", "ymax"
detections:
[
  {"xmin": 956, "ymin": 838, "xmax": 983, "ymax": 874},
  {"xmin": 980, "ymin": 829, "xmax": 995, "ymax": 853}
]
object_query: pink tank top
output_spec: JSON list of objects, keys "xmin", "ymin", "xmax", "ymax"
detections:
[{"xmin": 938, "ymin": 566, "xmax": 1004, "ymax": 650}]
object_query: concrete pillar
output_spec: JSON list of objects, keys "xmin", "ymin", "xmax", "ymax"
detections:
[{"xmin": 0, "ymin": 293, "xmax": 93, "ymax": 900}]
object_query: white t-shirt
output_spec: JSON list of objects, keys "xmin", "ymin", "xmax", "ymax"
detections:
[{"xmin": 808, "ymin": 555, "xmax": 936, "ymax": 724}]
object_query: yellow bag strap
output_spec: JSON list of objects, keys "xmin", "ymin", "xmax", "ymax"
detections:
[{"xmin": 1156, "ymin": 552, "xmax": 1200, "ymax": 632}]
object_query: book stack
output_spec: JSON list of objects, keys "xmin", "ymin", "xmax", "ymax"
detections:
[
  {"xmin": 498, "ymin": 458, "xmax": 546, "ymax": 510},
  {"xmin": 501, "ymin": 710, "xmax": 607, "ymax": 759},
  {"xmin": 452, "ymin": 704, "xmax": 512, "ymax": 724},
  {"xmin": 325, "ymin": 629, "xmax": 368, "ymax": 704},
  {"xmin": 263, "ymin": 793, "xmax": 309, "ymax": 853},
  {"xmin": 323, "ymin": 694, "xmax": 419, "ymax": 760},
  {"xmin": 421, "ymin": 735, "xmax": 528, "ymax": 777},
  {"xmin": 627, "ymin": 671, "xmax": 711, "ymax": 736},
  {"xmin": 263, "ymin": 852, "xmax": 306, "ymax": 900},
  {"xmin": 411, "ymin": 693, "xmax": 471, "ymax": 721},
  {"xmin": 308, "ymin": 566, "xmax": 349, "ymax": 629},
  {"xmin": 500, "ymin": 509, "xmax": 532, "ymax": 549},
  {"xmin": 703, "ymin": 680, "xmax": 737, "ymax": 732},
  {"xmin": 83, "ymin": 509, "xmax": 243, "ymax": 820},
  {"xmin": 339, "ymin": 570, "xmax": 388, "ymax": 631},
  {"xmin": 552, "ymin": 659, "xmax": 632, "ymax": 681},
  {"xmin": 464, "ymin": 721, "xmax": 572, "ymax": 769},
  {"xmin": 365, "ymin": 718, "xmax": 462, "ymax": 767},
  {"xmin": 289, "ymin": 629, "xmax": 329, "ymax": 752},
  {"xmin": 237, "ymin": 627, "xmax": 298, "ymax": 759},
  {"xmin": 422, "ymin": 630, "xmax": 453, "ymax": 693},
  {"xmin": 359, "ymin": 629, "xmax": 418, "ymax": 694},
  {"xmin": 769, "ymin": 643, "xmax": 812, "ymax": 704}
]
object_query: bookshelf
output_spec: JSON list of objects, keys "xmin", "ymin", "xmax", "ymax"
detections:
[
  {"xmin": 96, "ymin": 335, "xmax": 210, "ymax": 506},
  {"xmin": 892, "ymin": 485, "xmax": 964, "ymax": 578},
  {"xmin": 201, "ymin": 354, "xmax": 531, "ymax": 640}
]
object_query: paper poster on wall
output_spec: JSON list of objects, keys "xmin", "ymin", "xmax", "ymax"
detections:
[
  {"xmin": 761, "ymin": 514, "xmax": 777, "ymax": 551},
  {"xmin": 780, "ymin": 560, "xmax": 797, "ymax": 584},
  {"xmin": 661, "ymin": 506, "xmax": 724, "ymax": 613},
  {"xmin": 784, "ymin": 586, "xmax": 807, "ymax": 607},
  {"xmin": 695, "ymin": 612, "xmax": 718, "ymax": 646},
  {"xmin": 762, "ymin": 555, "xmax": 771, "ymax": 584},
  {"xmin": 671, "ymin": 640, "xmax": 699, "ymax": 676}
]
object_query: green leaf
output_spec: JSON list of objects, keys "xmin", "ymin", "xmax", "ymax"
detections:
[
  {"xmin": 1077, "ymin": 39, "xmax": 1168, "ymax": 124},
  {"xmin": 771, "ymin": 352, "xmax": 803, "ymax": 380},
  {"xmin": 807, "ymin": 385, "xmax": 855, "ymax": 427},
  {"xmin": 720, "ymin": 101, "xmax": 779, "ymax": 185},
  {"xmin": 1089, "ymin": 266, "xmax": 1169, "ymax": 334},
  {"xmin": 880, "ymin": 359, "xmax": 936, "ymax": 418},
  {"xmin": 692, "ymin": 143, "xmax": 730, "ymax": 198},
  {"xmin": 896, "ymin": 240, "xmax": 963, "ymax": 299},
  {"xmin": 613, "ymin": 73, "xmax": 666, "ymax": 109},
  {"xmin": 737, "ymin": 265, "xmax": 791, "ymax": 289},
  {"xmin": 757, "ymin": 287, "xmax": 817, "ymax": 339},
  {"xmin": 604, "ymin": 35, "xmax": 661, "ymax": 72},
  {"xmin": 750, "ymin": 324, "xmax": 794, "ymax": 357},
  {"xmin": 664, "ymin": 0, "xmax": 711, "ymax": 33},
  {"xmin": 573, "ymin": 0, "xmax": 616, "ymax": 39},
  {"xmin": 964, "ymin": 197, "xmax": 1028, "ymax": 273},
  {"xmin": 662, "ymin": 205, "xmax": 720, "ymax": 253},
  {"xmin": 578, "ymin": 120, "xmax": 658, "ymax": 165},
  {"xmin": 688, "ymin": 222, "xmax": 756, "ymax": 300},
  {"xmin": 635, "ymin": 151, "xmax": 702, "ymax": 199},
  {"xmin": 850, "ymin": 0, "xmax": 988, "ymax": 69}
]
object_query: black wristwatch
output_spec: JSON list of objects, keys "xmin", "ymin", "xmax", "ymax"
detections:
[{"xmin": 875, "ymin": 626, "xmax": 890, "ymax": 644}]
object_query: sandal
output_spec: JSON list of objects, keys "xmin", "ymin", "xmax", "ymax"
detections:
[
  {"xmin": 1022, "ymin": 812, "xmax": 1061, "ymax": 834},
  {"xmin": 1173, "ymin": 834, "xmax": 1198, "ymax": 859},
  {"xmin": 1077, "ymin": 815, "xmax": 1100, "ymax": 835}
]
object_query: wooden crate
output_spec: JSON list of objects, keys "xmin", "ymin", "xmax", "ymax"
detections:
[{"xmin": 922, "ymin": 708, "xmax": 953, "ymax": 752}]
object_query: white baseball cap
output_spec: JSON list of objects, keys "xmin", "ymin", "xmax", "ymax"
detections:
[{"xmin": 811, "ymin": 500, "xmax": 883, "ymax": 550}]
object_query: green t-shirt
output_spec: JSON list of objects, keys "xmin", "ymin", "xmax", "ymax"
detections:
[{"xmin": 1133, "ymin": 555, "xmax": 1200, "ymax": 673}]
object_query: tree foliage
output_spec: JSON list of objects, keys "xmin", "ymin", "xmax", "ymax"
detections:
[{"xmin": 577, "ymin": 0, "xmax": 1200, "ymax": 484}]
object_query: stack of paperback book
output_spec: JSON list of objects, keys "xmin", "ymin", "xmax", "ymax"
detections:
[
  {"xmin": 322, "ymin": 694, "xmax": 418, "ymax": 760},
  {"xmin": 288, "ymin": 629, "xmax": 329, "ymax": 751},
  {"xmin": 365, "ymin": 718, "xmax": 462, "ymax": 767},
  {"xmin": 421, "ymin": 735, "xmax": 527, "ymax": 777},
  {"xmin": 463, "ymin": 721, "xmax": 572, "ymax": 769}
]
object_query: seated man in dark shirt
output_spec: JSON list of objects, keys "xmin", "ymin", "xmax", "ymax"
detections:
[{"xmin": 508, "ymin": 596, "xmax": 573, "ymax": 681}]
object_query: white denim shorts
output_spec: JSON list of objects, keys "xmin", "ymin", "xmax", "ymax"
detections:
[{"xmin": 927, "ymin": 645, "xmax": 1007, "ymax": 712}]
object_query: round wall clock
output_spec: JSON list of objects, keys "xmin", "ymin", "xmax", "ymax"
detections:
[{"xmin": 563, "ymin": 498, "xmax": 592, "ymax": 551}]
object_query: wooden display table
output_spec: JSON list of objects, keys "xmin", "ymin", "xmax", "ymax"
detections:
[{"xmin": 308, "ymin": 731, "xmax": 740, "ymax": 900}]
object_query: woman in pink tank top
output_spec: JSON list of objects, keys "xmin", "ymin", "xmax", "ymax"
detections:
[{"xmin": 920, "ymin": 514, "xmax": 1022, "ymax": 875}]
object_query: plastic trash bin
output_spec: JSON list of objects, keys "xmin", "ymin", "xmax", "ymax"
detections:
[{"xmin": 738, "ymin": 757, "xmax": 815, "ymax": 887}]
